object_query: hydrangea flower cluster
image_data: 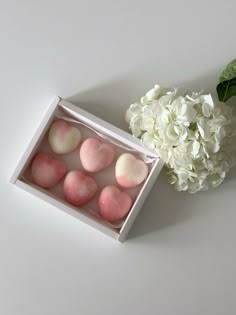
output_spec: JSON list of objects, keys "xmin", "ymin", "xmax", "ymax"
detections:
[{"xmin": 126, "ymin": 85, "xmax": 236, "ymax": 193}]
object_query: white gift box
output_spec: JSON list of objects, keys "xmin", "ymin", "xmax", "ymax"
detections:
[{"xmin": 10, "ymin": 97, "xmax": 164, "ymax": 242}]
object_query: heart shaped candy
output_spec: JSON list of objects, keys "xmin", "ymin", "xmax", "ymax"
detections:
[
  {"xmin": 98, "ymin": 185, "xmax": 133, "ymax": 222},
  {"xmin": 63, "ymin": 170, "xmax": 98, "ymax": 206},
  {"xmin": 80, "ymin": 137, "xmax": 115, "ymax": 172},
  {"xmin": 115, "ymin": 153, "xmax": 148, "ymax": 188},
  {"xmin": 31, "ymin": 153, "xmax": 67, "ymax": 188},
  {"xmin": 48, "ymin": 119, "xmax": 81, "ymax": 154}
]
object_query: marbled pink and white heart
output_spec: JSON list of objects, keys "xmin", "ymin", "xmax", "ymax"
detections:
[
  {"xmin": 115, "ymin": 153, "xmax": 148, "ymax": 188},
  {"xmin": 31, "ymin": 153, "xmax": 67, "ymax": 189},
  {"xmin": 48, "ymin": 119, "xmax": 81, "ymax": 154},
  {"xmin": 64, "ymin": 170, "xmax": 98, "ymax": 206},
  {"xmin": 80, "ymin": 137, "xmax": 115, "ymax": 172},
  {"xmin": 98, "ymin": 185, "xmax": 132, "ymax": 222}
]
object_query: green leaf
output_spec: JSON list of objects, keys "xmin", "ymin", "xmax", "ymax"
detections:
[
  {"xmin": 217, "ymin": 78, "xmax": 236, "ymax": 102},
  {"xmin": 219, "ymin": 59, "xmax": 236, "ymax": 82},
  {"xmin": 217, "ymin": 59, "xmax": 236, "ymax": 102}
]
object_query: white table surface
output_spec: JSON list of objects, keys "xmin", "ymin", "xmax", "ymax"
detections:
[{"xmin": 1, "ymin": 1, "xmax": 236, "ymax": 314}]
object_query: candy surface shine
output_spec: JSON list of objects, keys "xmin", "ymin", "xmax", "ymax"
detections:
[
  {"xmin": 80, "ymin": 137, "xmax": 115, "ymax": 172},
  {"xmin": 48, "ymin": 119, "xmax": 81, "ymax": 154},
  {"xmin": 98, "ymin": 185, "xmax": 132, "ymax": 222},
  {"xmin": 115, "ymin": 153, "xmax": 148, "ymax": 188},
  {"xmin": 31, "ymin": 153, "xmax": 67, "ymax": 188},
  {"xmin": 64, "ymin": 170, "xmax": 98, "ymax": 206}
]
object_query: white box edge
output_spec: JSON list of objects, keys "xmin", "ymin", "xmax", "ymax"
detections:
[
  {"xmin": 9, "ymin": 96, "xmax": 61, "ymax": 184},
  {"xmin": 10, "ymin": 96, "xmax": 165, "ymax": 242},
  {"xmin": 15, "ymin": 180, "xmax": 119, "ymax": 240},
  {"xmin": 118, "ymin": 158, "xmax": 165, "ymax": 242}
]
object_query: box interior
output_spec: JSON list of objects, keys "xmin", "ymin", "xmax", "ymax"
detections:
[{"xmin": 17, "ymin": 103, "xmax": 160, "ymax": 234}]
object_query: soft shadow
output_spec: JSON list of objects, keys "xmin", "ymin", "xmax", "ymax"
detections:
[
  {"xmin": 225, "ymin": 165, "xmax": 236, "ymax": 182},
  {"xmin": 128, "ymin": 169, "xmax": 203, "ymax": 239},
  {"xmin": 65, "ymin": 66, "xmax": 233, "ymax": 239},
  {"xmin": 67, "ymin": 78, "xmax": 140, "ymax": 132},
  {"xmin": 66, "ymin": 66, "xmax": 222, "ymax": 129}
]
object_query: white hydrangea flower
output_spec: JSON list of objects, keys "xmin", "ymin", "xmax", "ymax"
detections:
[{"xmin": 125, "ymin": 85, "xmax": 236, "ymax": 193}]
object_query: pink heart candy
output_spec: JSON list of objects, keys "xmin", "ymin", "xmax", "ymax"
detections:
[
  {"xmin": 98, "ymin": 185, "xmax": 133, "ymax": 222},
  {"xmin": 48, "ymin": 119, "xmax": 82, "ymax": 154},
  {"xmin": 80, "ymin": 137, "xmax": 115, "ymax": 172},
  {"xmin": 31, "ymin": 153, "xmax": 67, "ymax": 188},
  {"xmin": 64, "ymin": 170, "xmax": 98, "ymax": 206},
  {"xmin": 115, "ymin": 153, "xmax": 148, "ymax": 188}
]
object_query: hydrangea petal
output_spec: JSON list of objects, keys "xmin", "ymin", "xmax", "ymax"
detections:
[{"xmin": 126, "ymin": 84, "xmax": 236, "ymax": 193}]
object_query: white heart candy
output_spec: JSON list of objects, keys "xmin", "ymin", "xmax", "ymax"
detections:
[
  {"xmin": 115, "ymin": 153, "xmax": 148, "ymax": 188},
  {"xmin": 48, "ymin": 119, "xmax": 81, "ymax": 154}
]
